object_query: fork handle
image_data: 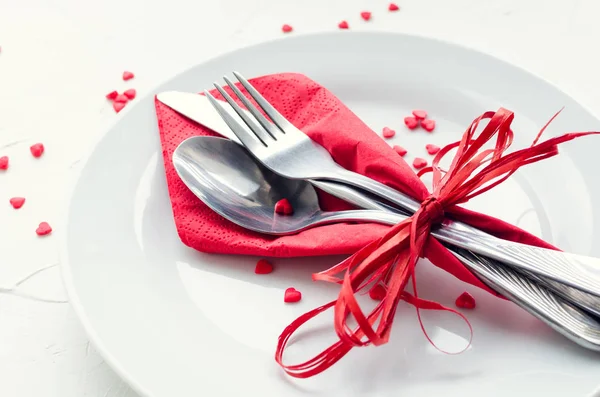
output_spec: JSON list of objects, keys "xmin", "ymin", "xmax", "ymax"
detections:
[{"xmin": 328, "ymin": 167, "xmax": 600, "ymax": 298}]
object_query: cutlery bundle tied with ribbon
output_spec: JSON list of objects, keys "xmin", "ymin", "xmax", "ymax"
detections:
[{"xmin": 155, "ymin": 72, "xmax": 600, "ymax": 377}]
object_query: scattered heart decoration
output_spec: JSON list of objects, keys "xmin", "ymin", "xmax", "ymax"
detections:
[
  {"xmin": 426, "ymin": 144, "xmax": 440, "ymax": 155},
  {"xmin": 369, "ymin": 284, "xmax": 387, "ymax": 301},
  {"xmin": 9, "ymin": 197, "xmax": 25, "ymax": 209},
  {"xmin": 284, "ymin": 287, "xmax": 302, "ymax": 303},
  {"xmin": 275, "ymin": 198, "xmax": 294, "ymax": 215},
  {"xmin": 455, "ymin": 291, "xmax": 477, "ymax": 309},
  {"xmin": 30, "ymin": 143, "xmax": 44, "ymax": 158},
  {"xmin": 404, "ymin": 116, "xmax": 419, "ymax": 130},
  {"xmin": 35, "ymin": 222, "xmax": 52, "ymax": 236},
  {"xmin": 422, "ymin": 119, "xmax": 436, "ymax": 132},
  {"xmin": 255, "ymin": 259, "xmax": 274, "ymax": 275}
]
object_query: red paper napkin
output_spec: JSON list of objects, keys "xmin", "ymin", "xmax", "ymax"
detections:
[{"xmin": 155, "ymin": 73, "xmax": 557, "ymax": 295}]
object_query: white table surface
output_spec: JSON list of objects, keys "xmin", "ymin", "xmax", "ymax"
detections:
[{"xmin": 2, "ymin": 0, "xmax": 600, "ymax": 395}]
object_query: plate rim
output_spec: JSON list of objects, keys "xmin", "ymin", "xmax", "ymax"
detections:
[{"xmin": 58, "ymin": 30, "xmax": 600, "ymax": 397}]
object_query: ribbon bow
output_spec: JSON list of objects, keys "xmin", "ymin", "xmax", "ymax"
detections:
[{"xmin": 275, "ymin": 108, "xmax": 599, "ymax": 378}]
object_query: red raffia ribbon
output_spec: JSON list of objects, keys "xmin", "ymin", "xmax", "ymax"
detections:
[{"xmin": 275, "ymin": 108, "xmax": 600, "ymax": 378}]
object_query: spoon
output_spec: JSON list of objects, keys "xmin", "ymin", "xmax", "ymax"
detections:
[
  {"xmin": 172, "ymin": 135, "xmax": 600, "ymax": 312},
  {"xmin": 172, "ymin": 135, "xmax": 600, "ymax": 351}
]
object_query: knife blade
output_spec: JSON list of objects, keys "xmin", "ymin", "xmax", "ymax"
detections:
[{"xmin": 157, "ymin": 91, "xmax": 242, "ymax": 145}]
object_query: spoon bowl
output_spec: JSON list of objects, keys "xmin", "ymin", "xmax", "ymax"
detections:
[{"xmin": 173, "ymin": 136, "xmax": 403, "ymax": 235}]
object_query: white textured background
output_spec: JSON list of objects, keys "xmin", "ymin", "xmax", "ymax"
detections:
[{"xmin": 1, "ymin": 0, "xmax": 600, "ymax": 395}]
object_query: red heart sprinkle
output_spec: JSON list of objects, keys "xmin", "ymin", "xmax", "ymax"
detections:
[
  {"xmin": 404, "ymin": 116, "xmax": 419, "ymax": 130},
  {"xmin": 412, "ymin": 109, "xmax": 427, "ymax": 120},
  {"xmin": 113, "ymin": 101, "xmax": 126, "ymax": 113},
  {"xmin": 426, "ymin": 144, "xmax": 440, "ymax": 155},
  {"xmin": 9, "ymin": 197, "xmax": 25, "ymax": 209},
  {"xmin": 388, "ymin": 3, "xmax": 400, "ymax": 11},
  {"xmin": 382, "ymin": 126, "xmax": 396, "ymax": 138},
  {"xmin": 284, "ymin": 287, "xmax": 302, "ymax": 303},
  {"xmin": 422, "ymin": 119, "xmax": 436, "ymax": 132},
  {"xmin": 123, "ymin": 89, "xmax": 136, "ymax": 99},
  {"xmin": 281, "ymin": 24, "xmax": 293, "ymax": 33},
  {"xmin": 255, "ymin": 259, "xmax": 274, "ymax": 275},
  {"xmin": 114, "ymin": 94, "xmax": 129, "ymax": 103},
  {"xmin": 0, "ymin": 156, "xmax": 8, "ymax": 170},
  {"xmin": 36, "ymin": 222, "xmax": 52, "ymax": 236},
  {"xmin": 122, "ymin": 71, "xmax": 134, "ymax": 81},
  {"xmin": 275, "ymin": 198, "xmax": 294, "ymax": 215},
  {"xmin": 30, "ymin": 143, "xmax": 44, "ymax": 158},
  {"xmin": 106, "ymin": 90, "xmax": 118, "ymax": 100},
  {"xmin": 455, "ymin": 291, "xmax": 476, "ymax": 309},
  {"xmin": 360, "ymin": 11, "xmax": 372, "ymax": 21},
  {"xmin": 338, "ymin": 20, "xmax": 349, "ymax": 29},
  {"xmin": 413, "ymin": 157, "xmax": 427, "ymax": 169},
  {"xmin": 393, "ymin": 145, "xmax": 407, "ymax": 156},
  {"xmin": 369, "ymin": 284, "xmax": 386, "ymax": 301}
]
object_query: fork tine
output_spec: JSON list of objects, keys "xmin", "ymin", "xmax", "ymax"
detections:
[
  {"xmin": 216, "ymin": 77, "xmax": 276, "ymax": 144},
  {"xmin": 232, "ymin": 71, "xmax": 294, "ymax": 133},
  {"xmin": 204, "ymin": 90, "xmax": 266, "ymax": 149},
  {"xmin": 212, "ymin": 83, "xmax": 273, "ymax": 147},
  {"xmin": 223, "ymin": 76, "xmax": 282, "ymax": 140}
]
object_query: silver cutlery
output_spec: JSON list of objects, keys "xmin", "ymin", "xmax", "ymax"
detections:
[
  {"xmin": 158, "ymin": 92, "xmax": 600, "ymax": 317},
  {"xmin": 203, "ymin": 72, "xmax": 600, "ymax": 299},
  {"xmin": 172, "ymin": 135, "xmax": 600, "ymax": 351}
]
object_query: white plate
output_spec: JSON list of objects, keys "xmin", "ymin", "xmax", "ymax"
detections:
[{"xmin": 61, "ymin": 32, "xmax": 600, "ymax": 397}]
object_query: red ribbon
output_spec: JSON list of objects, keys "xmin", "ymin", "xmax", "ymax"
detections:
[{"xmin": 275, "ymin": 108, "xmax": 600, "ymax": 378}]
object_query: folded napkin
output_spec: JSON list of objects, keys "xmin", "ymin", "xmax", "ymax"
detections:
[{"xmin": 155, "ymin": 73, "xmax": 557, "ymax": 295}]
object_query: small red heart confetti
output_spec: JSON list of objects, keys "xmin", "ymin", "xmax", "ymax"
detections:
[
  {"xmin": 404, "ymin": 116, "xmax": 419, "ymax": 130},
  {"xmin": 30, "ymin": 143, "xmax": 44, "ymax": 158},
  {"xmin": 114, "ymin": 94, "xmax": 129, "ymax": 103},
  {"xmin": 393, "ymin": 145, "xmax": 407, "ymax": 156},
  {"xmin": 281, "ymin": 24, "xmax": 293, "ymax": 33},
  {"xmin": 338, "ymin": 20, "xmax": 349, "ymax": 29},
  {"xmin": 0, "ymin": 156, "xmax": 8, "ymax": 170},
  {"xmin": 255, "ymin": 259, "xmax": 274, "ymax": 275},
  {"xmin": 284, "ymin": 287, "xmax": 302, "ymax": 303},
  {"xmin": 9, "ymin": 197, "xmax": 25, "ymax": 209},
  {"xmin": 106, "ymin": 90, "xmax": 118, "ymax": 100},
  {"xmin": 369, "ymin": 284, "xmax": 386, "ymax": 301},
  {"xmin": 113, "ymin": 101, "xmax": 126, "ymax": 113},
  {"xmin": 123, "ymin": 89, "xmax": 137, "ymax": 99},
  {"xmin": 455, "ymin": 291, "xmax": 476, "ymax": 309},
  {"xmin": 425, "ymin": 144, "xmax": 440, "ymax": 155},
  {"xmin": 413, "ymin": 157, "xmax": 427, "ymax": 169},
  {"xmin": 275, "ymin": 198, "xmax": 294, "ymax": 215},
  {"xmin": 388, "ymin": 3, "xmax": 400, "ymax": 11},
  {"xmin": 412, "ymin": 109, "xmax": 427, "ymax": 120},
  {"xmin": 36, "ymin": 222, "xmax": 52, "ymax": 236},
  {"xmin": 382, "ymin": 126, "xmax": 396, "ymax": 138},
  {"xmin": 360, "ymin": 11, "xmax": 372, "ymax": 21},
  {"xmin": 422, "ymin": 119, "xmax": 436, "ymax": 132},
  {"xmin": 122, "ymin": 71, "xmax": 135, "ymax": 81}
]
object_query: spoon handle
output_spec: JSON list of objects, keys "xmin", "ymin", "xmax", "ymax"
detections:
[
  {"xmin": 313, "ymin": 179, "xmax": 600, "ymax": 316},
  {"xmin": 312, "ymin": 189, "xmax": 600, "ymax": 350},
  {"xmin": 316, "ymin": 171, "xmax": 600, "ymax": 299}
]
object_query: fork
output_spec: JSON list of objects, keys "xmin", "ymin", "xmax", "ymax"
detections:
[{"xmin": 204, "ymin": 71, "xmax": 600, "ymax": 298}]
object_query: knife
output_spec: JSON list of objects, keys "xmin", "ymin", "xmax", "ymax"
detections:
[{"xmin": 157, "ymin": 90, "xmax": 600, "ymax": 310}]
